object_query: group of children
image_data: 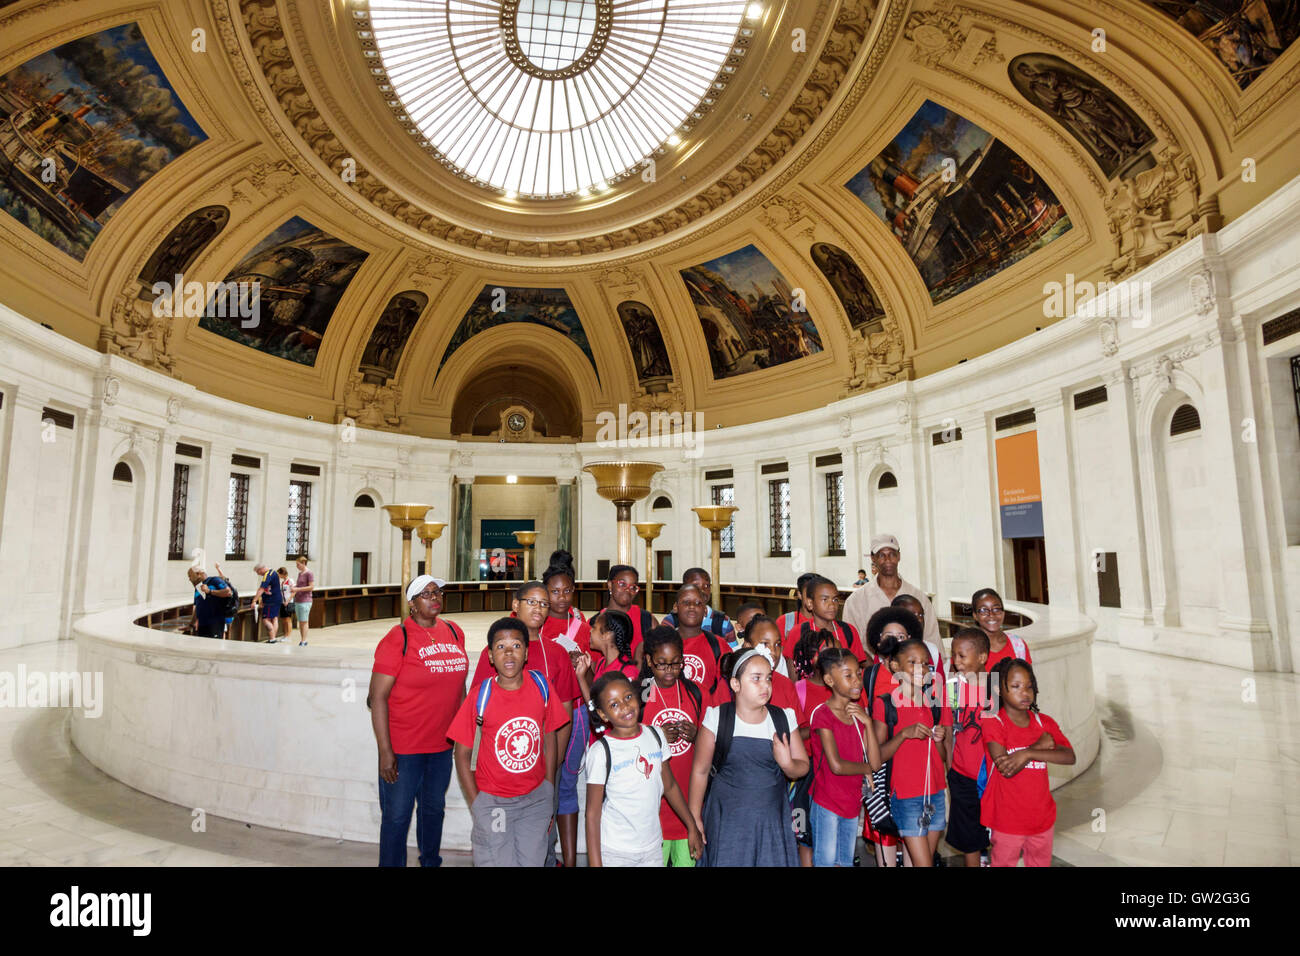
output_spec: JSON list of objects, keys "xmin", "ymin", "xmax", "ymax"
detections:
[{"xmin": 447, "ymin": 556, "xmax": 1074, "ymax": 867}]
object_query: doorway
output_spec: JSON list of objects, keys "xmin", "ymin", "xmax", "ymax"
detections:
[
  {"xmin": 1011, "ymin": 537, "xmax": 1049, "ymax": 604},
  {"xmin": 352, "ymin": 552, "xmax": 369, "ymax": 585},
  {"xmin": 656, "ymin": 550, "xmax": 672, "ymax": 582}
]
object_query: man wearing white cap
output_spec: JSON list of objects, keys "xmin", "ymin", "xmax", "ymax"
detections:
[{"xmin": 841, "ymin": 534, "xmax": 941, "ymax": 649}]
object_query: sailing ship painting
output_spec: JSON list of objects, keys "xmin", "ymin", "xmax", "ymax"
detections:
[
  {"xmin": 845, "ymin": 100, "xmax": 1071, "ymax": 305},
  {"xmin": 0, "ymin": 23, "xmax": 206, "ymax": 261}
]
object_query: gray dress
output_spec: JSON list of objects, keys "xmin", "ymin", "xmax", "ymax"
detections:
[{"xmin": 700, "ymin": 732, "xmax": 798, "ymax": 867}]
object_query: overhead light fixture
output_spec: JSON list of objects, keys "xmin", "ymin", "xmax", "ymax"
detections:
[
  {"xmin": 746, "ymin": 3, "xmax": 763, "ymax": 19},
  {"xmin": 504, "ymin": 190, "xmax": 517, "ymax": 199},
  {"xmin": 506, "ymin": 475, "xmax": 518, "ymax": 484},
  {"xmin": 666, "ymin": 133, "xmax": 681, "ymax": 146}
]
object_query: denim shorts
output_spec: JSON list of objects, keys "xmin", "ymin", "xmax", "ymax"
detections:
[
  {"xmin": 811, "ymin": 801, "xmax": 858, "ymax": 867},
  {"xmin": 294, "ymin": 602, "xmax": 311, "ymax": 622},
  {"xmin": 891, "ymin": 790, "xmax": 947, "ymax": 837}
]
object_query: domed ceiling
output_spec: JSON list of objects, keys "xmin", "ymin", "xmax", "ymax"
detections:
[{"xmin": 1, "ymin": 0, "xmax": 1297, "ymax": 438}]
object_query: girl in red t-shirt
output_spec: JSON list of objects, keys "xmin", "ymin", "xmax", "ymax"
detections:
[
  {"xmin": 872, "ymin": 635, "xmax": 952, "ymax": 868},
  {"xmin": 808, "ymin": 648, "xmax": 882, "ymax": 867},
  {"xmin": 981, "ymin": 659, "xmax": 1074, "ymax": 867},
  {"xmin": 972, "ymin": 588, "xmax": 1031, "ymax": 672},
  {"xmin": 638, "ymin": 627, "xmax": 706, "ymax": 867}
]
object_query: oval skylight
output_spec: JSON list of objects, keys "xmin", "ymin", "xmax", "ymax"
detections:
[{"xmin": 364, "ymin": 0, "xmax": 750, "ymax": 199}]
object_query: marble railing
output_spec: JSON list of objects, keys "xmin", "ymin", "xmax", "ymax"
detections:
[{"xmin": 74, "ymin": 595, "xmax": 1094, "ymax": 854}]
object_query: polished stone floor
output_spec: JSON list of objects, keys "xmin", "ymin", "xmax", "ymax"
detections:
[{"xmin": 1, "ymin": 615, "xmax": 1296, "ymax": 866}]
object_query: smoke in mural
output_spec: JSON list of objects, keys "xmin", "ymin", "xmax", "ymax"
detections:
[{"xmin": 0, "ymin": 23, "xmax": 207, "ymax": 261}]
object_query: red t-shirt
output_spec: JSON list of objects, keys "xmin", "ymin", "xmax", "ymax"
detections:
[
  {"xmin": 809, "ymin": 702, "xmax": 871, "ymax": 818},
  {"xmin": 711, "ymin": 669, "xmax": 800, "ymax": 714},
  {"xmin": 447, "ymin": 677, "xmax": 571, "ymax": 798},
  {"xmin": 871, "ymin": 692, "xmax": 952, "ymax": 800},
  {"xmin": 679, "ymin": 632, "xmax": 728, "ymax": 694},
  {"xmin": 472, "ymin": 636, "xmax": 582, "ymax": 705},
  {"xmin": 980, "ymin": 711, "xmax": 1070, "ymax": 834},
  {"xmin": 947, "ymin": 676, "xmax": 995, "ymax": 780},
  {"xmin": 371, "ymin": 618, "xmax": 468, "ymax": 754},
  {"xmin": 592, "ymin": 606, "xmax": 651, "ymax": 649},
  {"xmin": 984, "ymin": 633, "xmax": 1031, "ymax": 672},
  {"xmin": 642, "ymin": 680, "xmax": 705, "ymax": 840},
  {"xmin": 783, "ymin": 620, "xmax": 867, "ymax": 662},
  {"xmin": 541, "ymin": 610, "xmax": 591, "ymax": 657}
]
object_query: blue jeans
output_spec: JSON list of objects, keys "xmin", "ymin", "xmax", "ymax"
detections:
[
  {"xmin": 378, "ymin": 750, "xmax": 454, "ymax": 867},
  {"xmin": 811, "ymin": 801, "xmax": 858, "ymax": 867}
]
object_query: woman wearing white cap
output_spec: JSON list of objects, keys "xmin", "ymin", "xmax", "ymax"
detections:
[{"xmin": 368, "ymin": 575, "xmax": 469, "ymax": 866}]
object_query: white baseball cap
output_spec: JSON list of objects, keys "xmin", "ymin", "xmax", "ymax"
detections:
[
  {"xmin": 405, "ymin": 575, "xmax": 447, "ymax": 602},
  {"xmin": 869, "ymin": 533, "xmax": 901, "ymax": 555}
]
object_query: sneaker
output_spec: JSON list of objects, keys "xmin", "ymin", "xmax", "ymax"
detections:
[
  {"xmin": 298, "ymin": 641, "xmax": 307, "ymax": 647},
  {"xmin": 980, "ymin": 852, "xmax": 991, "ymax": 867}
]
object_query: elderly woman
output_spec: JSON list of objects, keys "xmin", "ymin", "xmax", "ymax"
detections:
[{"xmin": 368, "ymin": 576, "xmax": 468, "ymax": 867}]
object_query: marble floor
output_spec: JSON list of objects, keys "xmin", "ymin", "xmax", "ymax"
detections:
[{"xmin": 1, "ymin": 616, "xmax": 1296, "ymax": 866}]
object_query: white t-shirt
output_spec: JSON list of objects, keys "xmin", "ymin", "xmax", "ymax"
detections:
[
  {"xmin": 583, "ymin": 725, "xmax": 667, "ymax": 854},
  {"xmin": 702, "ymin": 706, "xmax": 799, "ymax": 741}
]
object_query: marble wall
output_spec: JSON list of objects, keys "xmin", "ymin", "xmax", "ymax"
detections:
[{"xmin": 3, "ymin": 176, "xmax": 1300, "ymax": 673}]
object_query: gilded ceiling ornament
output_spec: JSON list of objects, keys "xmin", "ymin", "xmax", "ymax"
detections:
[
  {"xmin": 904, "ymin": 8, "xmax": 1001, "ymax": 69},
  {"xmin": 342, "ymin": 372, "xmax": 402, "ymax": 432},
  {"xmin": 98, "ymin": 294, "xmax": 176, "ymax": 378},
  {"xmin": 1104, "ymin": 147, "xmax": 1198, "ymax": 280}
]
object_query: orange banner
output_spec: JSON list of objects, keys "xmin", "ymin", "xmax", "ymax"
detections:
[{"xmin": 995, "ymin": 431, "xmax": 1042, "ymax": 506}]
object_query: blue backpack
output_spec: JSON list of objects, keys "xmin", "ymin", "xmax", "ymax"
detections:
[{"xmin": 469, "ymin": 671, "xmax": 550, "ymax": 772}]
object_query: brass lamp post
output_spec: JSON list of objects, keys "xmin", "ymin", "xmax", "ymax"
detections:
[
  {"xmin": 513, "ymin": 530, "xmax": 537, "ymax": 580},
  {"xmin": 691, "ymin": 505, "xmax": 738, "ymax": 599},
  {"xmin": 632, "ymin": 522, "xmax": 664, "ymax": 615},
  {"xmin": 582, "ymin": 461, "xmax": 664, "ymax": 566},
  {"xmin": 383, "ymin": 504, "xmax": 431, "ymax": 619},
  {"xmin": 417, "ymin": 521, "xmax": 446, "ymax": 581}
]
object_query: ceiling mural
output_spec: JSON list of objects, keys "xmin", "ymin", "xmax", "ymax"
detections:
[
  {"xmin": 845, "ymin": 99, "xmax": 1072, "ymax": 306},
  {"xmin": 1140, "ymin": 0, "xmax": 1300, "ymax": 90},
  {"xmin": 199, "ymin": 216, "xmax": 368, "ymax": 366},
  {"xmin": 0, "ymin": 23, "xmax": 206, "ymax": 261},
  {"xmin": 436, "ymin": 285, "xmax": 597, "ymax": 379},
  {"xmin": 138, "ymin": 204, "xmax": 228, "ymax": 286},
  {"xmin": 680, "ymin": 243, "xmax": 823, "ymax": 380},
  {"xmin": 1008, "ymin": 54, "xmax": 1157, "ymax": 180},
  {"xmin": 616, "ymin": 300, "xmax": 673, "ymax": 386},
  {"xmin": 810, "ymin": 242, "xmax": 886, "ymax": 334},
  {"xmin": 358, "ymin": 290, "xmax": 426, "ymax": 384}
]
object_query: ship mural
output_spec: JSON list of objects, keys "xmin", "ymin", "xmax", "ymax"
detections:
[
  {"xmin": 0, "ymin": 23, "xmax": 206, "ymax": 261},
  {"xmin": 845, "ymin": 100, "xmax": 1071, "ymax": 306},
  {"xmin": 436, "ymin": 285, "xmax": 597, "ymax": 380}
]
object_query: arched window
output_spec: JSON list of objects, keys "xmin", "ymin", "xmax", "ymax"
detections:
[
  {"xmin": 354, "ymin": 493, "xmax": 375, "ymax": 508},
  {"xmin": 877, "ymin": 471, "xmax": 898, "ymax": 490},
  {"xmin": 112, "ymin": 462, "xmax": 133, "ymax": 483},
  {"xmin": 1169, "ymin": 404, "xmax": 1201, "ymax": 436},
  {"xmin": 651, "ymin": 495, "xmax": 671, "ymax": 509}
]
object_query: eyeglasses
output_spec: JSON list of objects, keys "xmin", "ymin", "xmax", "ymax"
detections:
[
  {"xmin": 677, "ymin": 600, "xmax": 706, "ymax": 609},
  {"xmin": 974, "ymin": 607, "xmax": 1004, "ymax": 616},
  {"xmin": 651, "ymin": 660, "xmax": 684, "ymax": 671},
  {"xmin": 612, "ymin": 582, "xmax": 639, "ymax": 593},
  {"xmin": 520, "ymin": 598, "xmax": 550, "ymax": 609},
  {"xmin": 415, "ymin": 589, "xmax": 443, "ymax": 600}
]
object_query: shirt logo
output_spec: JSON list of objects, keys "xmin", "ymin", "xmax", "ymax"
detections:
[
  {"xmin": 682, "ymin": 653, "xmax": 706, "ymax": 686},
  {"xmin": 494, "ymin": 717, "xmax": 542, "ymax": 773},
  {"xmin": 651, "ymin": 707, "xmax": 692, "ymax": 757}
]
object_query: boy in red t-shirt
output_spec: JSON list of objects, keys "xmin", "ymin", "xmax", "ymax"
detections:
[
  {"xmin": 981, "ymin": 658, "xmax": 1074, "ymax": 867},
  {"xmin": 784, "ymin": 576, "xmax": 866, "ymax": 664},
  {"xmin": 665, "ymin": 585, "xmax": 729, "ymax": 697},
  {"xmin": 944, "ymin": 627, "xmax": 993, "ymax": 867},
  {"xmin": 449, "ymin": 618, "xmax": 570, "ymax": 867}
]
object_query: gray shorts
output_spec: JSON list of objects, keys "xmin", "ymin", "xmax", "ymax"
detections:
[
  {"xmin": 469, "ymin": 780, "xmax": 555, "ymax": 867},
  {"xmin": 601, "ymin": 843, "xmax": 665, "ymax": 867}
]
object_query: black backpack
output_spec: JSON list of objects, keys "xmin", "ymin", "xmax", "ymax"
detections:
[{"xmin": 219, "ymin": 580, "xmax": 239, "ymax": 619}]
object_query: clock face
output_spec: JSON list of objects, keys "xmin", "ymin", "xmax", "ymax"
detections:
[{"xmin": 507, "ymin": 412, "xmax": 527, "ymax": 432}]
